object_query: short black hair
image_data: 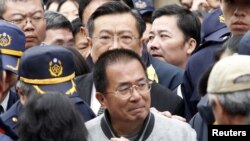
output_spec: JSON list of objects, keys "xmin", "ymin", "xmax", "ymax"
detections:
[
  {"xmin": 78, "ymin": 0, "xmax": 134, "ymax": 23},
  {"xmin": 18, "ymin": 91, "xmax": 88, "ymax": 141},
  {"xmin": 71, "ymin": 17, "xmax": 82, "ymax": 37},
  {"xmin": 93, "ymin": 48, "xmax": 147, "ymax": 94},
  {"xmin": 87, "ymin": 1, "xmax": 145, "ymax": 38},
  {"xmin": 45, "ymin": 11, "xmax": 72, "ymax": 32},
  {"xmin": 65, "ymin": 47, "xmax": 90, "ymax": 76},
  {"xmin": 78, "ymin": 0, "xmax": 91, "ymax": 22},
  {"xmin": 152, "ymin": 4, "xmax": 201, "ymax": 48},
  {"xmin": 45, "ymin": 0, "xmax": 64, "ymax": 11}
]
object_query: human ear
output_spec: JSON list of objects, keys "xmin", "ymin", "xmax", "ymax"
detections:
[{"xmin": 96, "ymin": 92, "xmax": 106, "ymax": 108}]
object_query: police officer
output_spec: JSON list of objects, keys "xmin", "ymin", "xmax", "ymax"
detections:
[
  {"xmin": 1, "ymin": 45, "xmax": 95, "ymax": 132},
  {"xmin": 0, "ymin": 20, "xmax": 26, "ymax": 115},
  {"xmin": 181, "ymin": 8, "xmax": 230, "ymax": 121}
]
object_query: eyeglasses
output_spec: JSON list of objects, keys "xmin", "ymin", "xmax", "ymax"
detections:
[
  {"xmin": 8, "ymin": 16, "xmax": 46, "ymax": 27},
  {"xmin": 93, "ymin": 34, "xmax": 139, "ymax": 45},
  {"xmin": 105, "ymin": 80, "xmax": 152, "ymax": 98}
]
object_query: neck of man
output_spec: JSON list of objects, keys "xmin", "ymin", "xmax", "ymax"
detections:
[{"xmin": 223, "ymin": 114, "xmax": 248, "ymax": 125}]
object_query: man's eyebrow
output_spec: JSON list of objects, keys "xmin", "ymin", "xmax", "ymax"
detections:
[{"xmin": 11, "ymin": 10, "xmax": 44, "ymax": 17}]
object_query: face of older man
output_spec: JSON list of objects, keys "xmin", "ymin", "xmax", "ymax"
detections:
[
  {"xmin": 90, "ymin": 13, "xmax": 142, "ymax": 63},
  {"xmin": 3, "ymin": 0, "xmax": 46, "ymax": 49},
  {"xmin": 220, "ymin": 0, "xmax": 250, "ymax": 36},
  {"xmin": 101, "ymin": 59, "xmax": 151, "ymax": 123}
]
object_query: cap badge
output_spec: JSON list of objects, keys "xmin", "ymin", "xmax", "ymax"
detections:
[
  {"xmin": 0, "ymin": 32, "xmax": 12, "ymax": 47},
  {"xmin": 134, "ymin": 0, "xmax": 147, "ymax": 9},
  {"xmin": 219, "ymin": 15, "xmax": 225, "ymax": 23},
  {"xmin": 49, "ymin": 58, "xmax": 63, "ymax": 77}
]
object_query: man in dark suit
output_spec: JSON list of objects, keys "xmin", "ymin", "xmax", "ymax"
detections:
[
  {"xmin": 0, "ymin": 20, "xmax": 26, "ymax": 115},
  {"xmin": 78, "ymin": 0, "xmax": 183, "ymax": 92},
  {"xmin": 76, "ymin": 1, "xmax": 184, "ymax": 116}
]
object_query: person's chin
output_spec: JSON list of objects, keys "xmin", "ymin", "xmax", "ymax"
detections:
[
  {"xmin": 129, "ymin": 107, "xmax": 148, "ymax": 119},
  {"xmin": 25, "ymin": 41, "xmax": 39, "ymax": 49}
]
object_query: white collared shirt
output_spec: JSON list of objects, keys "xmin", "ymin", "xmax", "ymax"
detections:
[
  {"xmin": 90, "ymin": 83, "xmax": 101, "ymax": 115},
  {"xmin": 1, "ymin": 91, "xmax": 10, "ymax": 113}
]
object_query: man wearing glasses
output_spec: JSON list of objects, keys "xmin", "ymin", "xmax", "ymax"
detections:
[
  {"xmin": 86, "ymin": 48, "xmax": 196, "ymax": 141},
  {"xmin": 0, "ymin": 0, "xmax": 46, "ymax": 49},
  {"xmin": 76, "ymin": 1, "xmax": 184, "ymax": 117}
]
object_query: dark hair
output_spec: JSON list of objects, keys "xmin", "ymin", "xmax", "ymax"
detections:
[
  {"xmin": 45, "ymin": 11, "xmax": 73, "ymax": 31},
  {"xmin": 78, "ymin": 0, "xmax": 91, "ymax": 22},
  {"xmin": 45, "ymin": 0, "xmax": 65, "ymax": 11},
  {"xmin": 199, "ymin": 36, "xmax": 243, "ymax": 96},
  {"xmin": 152, "ymin": 4, "xmax": 201, "ymax": 48},
  {"xmin": 179, "ymin": 0, "xmax": 193, "ymax": 9},
  {"xmin": 78, "ymin": 0, "xmax": 134, "ymax": 23},
  {"xmin": 87, "ymin": 1, "xmax": 145, "ymax": 38},
  {"xmin": 198, "ymin": 64, "xmax": 214, "ymax": 96},
  {"xmin": 0, "ymin": 0, "xmax": 5, "ymax": 19},
  {"xmin": 18, "ymin": 91, "xmax": 88, "ymax": 141},
  {"xmin": 65, "ymin": 47, "xmax": 90, "ymax": 76},
  {"xmin": 93, "ymin": 48, "xmax": 146, "ymax": 93},
  {"xmin": 141, "ymin": 11, "xmax": 153, "ymax": 23},
  {"xmin": 71, "ymin": 17, "xmax": 82, "ymax": 37},
  {"xmin": 214, "ymin": 35, "xmax": 243, "ymax": 61}
]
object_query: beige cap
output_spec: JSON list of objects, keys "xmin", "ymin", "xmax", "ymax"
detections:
[{"xmin": 207, "ymin": 55, "xmax": 250, "ymax": 94}]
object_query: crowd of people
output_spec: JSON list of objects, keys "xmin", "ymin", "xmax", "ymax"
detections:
[{"xmin": 1, "ymin": 0, "xmax": 250, "ymax": 141}]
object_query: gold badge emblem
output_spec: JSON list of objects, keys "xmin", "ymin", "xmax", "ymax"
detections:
[
  {"xmin": 49, "ymin": 58, "xmax": 63, "ymax": 77},
  {"xmin": 0, "ymin": 32, "xmax": 12, "ymax": 47},
  {"xmin": 134, "ymin": 0, "xmax": 147, "ymax": 9},
  {"xmin": 219, "ymin": 15, "xmax": 225, "ymax": 23}
]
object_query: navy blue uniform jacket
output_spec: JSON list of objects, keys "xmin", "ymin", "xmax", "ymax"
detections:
[{"xmin": 1, "ymin": 94, "xmax": 96, "ymax": 132}]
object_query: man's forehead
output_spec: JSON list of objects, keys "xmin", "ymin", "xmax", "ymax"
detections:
[
  {"xmin": 5, "ymin": 0, "xmax": 44, "ymax": 9},
  {"xmin": 94, "ymin": 13, "xmax": 137, "ymax": 28},
  {"xmin": 4, "ymin": 0, "xmax": 44, "ymax": 16},
  {"xmin": 83, "ymin": 0, "xmax": 109, "ymax": 23},
  {"xmin": 99, "ymin": 29, "xmax": 134, "ymax": 34}
]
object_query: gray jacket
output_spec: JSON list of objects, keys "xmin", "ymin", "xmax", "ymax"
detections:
[{"xmin": 86, "ymin": 111, "xmax": 197, "ymax": 141}]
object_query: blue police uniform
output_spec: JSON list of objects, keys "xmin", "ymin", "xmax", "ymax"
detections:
[
  {"xmin": 0, "ymin": 20, "xmax": 26, "ymax": 113},
  {"xmin": 0, "ymin": 20, "xmax": 25, "ymax": 74},
  {"xmin": 0, "ymin": 134, "xmax": 13, "ymax": 141},
  {"xmin": 1, "ymin": 98, "xmax": 95, "ymax": 132},
  {"xmin": 0, "ymin": 117, "xmax": 17, "ymax": 141},
  {"xmin": 181, "ymin": 8, "xmax": 230, "ymax": 120},
  {"xmin": 1, "ymin": 45, "xmax": 96, "ymax": 133},
  {"xmin": 238, "ymin": 30, "xmax": 250, "ymax": 55},
  {"xmin": 6, "ymin": 91, "xmax": 19, "ymax": 111}
]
